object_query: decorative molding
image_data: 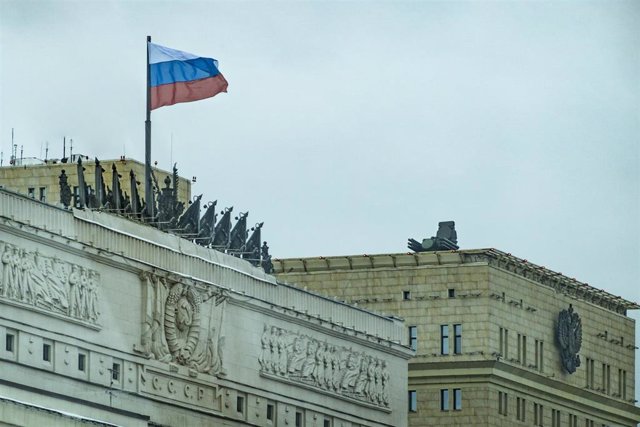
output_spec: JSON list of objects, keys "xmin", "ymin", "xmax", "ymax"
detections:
[
  {"xmin": 0, "ymin": 239, "xmax": 101, "ymax": 327},
  {"xmin": 258, "ymin": 325, "xmax": 391, "ymax": 410},
  {"xmin": 138, "ymin": 273, "xmax": 226, "ymax": 376}
]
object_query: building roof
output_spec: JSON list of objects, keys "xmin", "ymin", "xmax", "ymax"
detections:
[{"xmin": 272, "ymin": 248, "xmax": 640, "ymax": 315}]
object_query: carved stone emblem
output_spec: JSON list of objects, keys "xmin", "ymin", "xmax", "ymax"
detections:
[
  {"xmin": 259, "ymin": 325, "xmax": 390, "ymax": 408},
  {"xmin": 0, "ymin": 240, "xmax": 100, "ymax": 326},
  {"xmin": 139, "ymin": 273, "xmax": 226, "ymax": 376},
  {"xmin": 557, "ymin": 304, "xmax": 582, "ymax": 374}
]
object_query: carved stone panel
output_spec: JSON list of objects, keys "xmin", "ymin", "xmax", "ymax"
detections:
[
  {"xmin": 259, "ymin": 325, "xmax": 390, "ymax": 409},
  {"xmin": 138, "ymin": 273, "xmax": 226, "ymax": 376},
  {"xmin": 0, "ymin": 240, "xmax": 100, "ymax": 327},
  {"xmin": 139, "ymin": 366, "xmax": 223, "ymax": 412}
]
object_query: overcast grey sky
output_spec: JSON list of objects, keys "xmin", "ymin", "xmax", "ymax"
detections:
[{"xmin": 1, "ymin": 0, "xmax": 639, "ymax": 396}]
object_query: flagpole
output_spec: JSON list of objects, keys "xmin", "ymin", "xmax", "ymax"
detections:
[{"xmin": 145, "ymin": 35, "xmax": 154, "ymax": 220}]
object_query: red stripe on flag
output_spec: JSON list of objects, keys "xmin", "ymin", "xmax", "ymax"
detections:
[{"xmin": 151, "ymin": 74, "xmax": 228, "ymax": 110}]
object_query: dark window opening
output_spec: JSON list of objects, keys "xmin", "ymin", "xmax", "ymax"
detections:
[
  {"xmin": 266, "ymin": 404, "xmax": 274, "ymax": 421},
  {"xmin": 43, "ymin": 343, "xmax": 51, "ymax": 362},
  {"xmin": 409, "ymin": 326, "xmax": 417, "ymax": 351},
  {"xmin": 112, "ymin": 363, "xmax": 120, "ymax": 381},
  {"xmin": 5, "ymin": 334, "xmax": 14, "ymax": 352},
  {"xmin": 441, "ymin": 325, "xmax": 449, "ymax": 355},
  {"xmin": 440, "ymin": 389, "xmax": 449, "ymax": 411},
  {"xmin": 408, "ymin": 390, "xmax": 417, "ymax": 412},
  {"xmin": 454, "ymin": 324, "xmax": 462, "ymax": 354},
  {"xmin": 453, "ymin": 388, "xmax": 462, "ymax": 410}
]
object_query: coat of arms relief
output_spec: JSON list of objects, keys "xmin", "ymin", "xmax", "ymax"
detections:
[{"xmin": 138, "ymin": 272, "xmax": 226, "ymax": 376}]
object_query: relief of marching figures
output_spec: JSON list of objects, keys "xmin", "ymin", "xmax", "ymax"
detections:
[
  {"xmin": 259, "ymin": 325, "xmax": 390, "ymax": 408},
  {"xmin": 0, "ymin": 241, "xmax": 100, "ymax": 325}
]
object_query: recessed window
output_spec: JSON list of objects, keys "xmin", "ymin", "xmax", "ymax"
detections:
[
  {"xmin": 408, "ymin": 390, "xmax": 417, "ymax": 412},
  {"xmin": 448, "ymin": 288, "xmax": 455, "ymax": 298},
  {"xmin": 111, "ymin": 363, "xmax": 121, "ymax": 381},
  {"xmin": 409, "ymin": 326, "xmax": 417, "ymax": 351},
  {"xmin": 440, "ymin": 389, "xmax": 449, "ymax": 411},
  {"xmin": 440, "ymin": 325, "xmax": 449, "ymax": 355},
  {"xmin": 323, "ymin": 419, "xmax": 331, "ymax": 427},
  {"xmin": 453, "ymin": 388, "xmax": 462, "ymax": 410},
  {"xmin": 403, "ymin": 290, "xmax": 411, "ymax": 300},
  {"xmin": 42, "ymin": 343, "xmax": 51, "ymax": 362},
  {"xmin": 5, "ymin": 334, "xmax": 14, "ymax": 352},
  {"xmin": 498, "ymin": 391, "xmax": 508, "ymax": 416},
  {"xmin": 78, "ymin": 353, "xmax": 86, "ymax": 371},
  {"xmin": 39, "ymin": 187, "xmax": 47, "ymax": 202},
  {"xmin": 266, "ymin": 403, "xmax": 274, "ymax": 421},
  {"xmin": 236, "ymin": 395, "xmax": 245, "ymax": 413},
  {"xmin": 454, "ymin": 324, "xmax": 462, "ymax": 354},
  {"xmin": 295, "ymin": 411, "xmax": 303, "ymax": 427},
  {"xmin": 28, "ymin": 187, "xmax": 35, "ymax": 198}
]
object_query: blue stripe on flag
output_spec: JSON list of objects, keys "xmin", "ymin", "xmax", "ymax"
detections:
[{"xmin": 150, "ymin": 57, "xmax": 221, "ymax": 87}]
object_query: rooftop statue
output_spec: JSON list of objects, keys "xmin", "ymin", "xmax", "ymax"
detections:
[{"xmin": 408, "ymin": 221, "xmax": 459, "ymax": 252}]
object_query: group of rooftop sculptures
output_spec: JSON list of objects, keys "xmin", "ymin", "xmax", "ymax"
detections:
[
  {"xmin": 408, "ymin": 220, "xmax": 459, "ymax": 252},
  {"xmin": 58, "ymin": 158, "xmax": 273, "ymax": 273}
]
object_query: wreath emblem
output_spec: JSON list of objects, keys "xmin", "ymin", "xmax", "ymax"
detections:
[
  {"xmin": 557, "ymin": 305, "xmax": 582, "ymax": 374},
  {"xmin": 164, "ymin": 283, "xmax": 201, "ymax": 365}
]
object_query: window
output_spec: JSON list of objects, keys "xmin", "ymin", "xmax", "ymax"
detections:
[
  {"xmin": 441, "ymin": 325, "xmax": 449, "ymax": 355},
  {"xmin": 440, "ymin": 389, "xmax": 449, "ymax": 411},
  {"xmin": 569, "ymin": 414, "xmax": 578, "ymax": 427},
  {"xmin": 535, "ymin": 339, "xmax": 543, "ymax": 371},
  {"xmin": 586, "ymin": 357, "xmax": 595, "ymax": 389},
  {"xmin": 39, "ymin": 187, "xmax": 46, "ymax": 202},
  {"xmin": 323, "ymin": 419, "xmax": 331, "ymax": 427},
  {"xmin": 266, "ymin": 403, "xmax": 274, "ymax": 421},
  {"xmin": 517, "ymin": 333, "xmax": 521, "ymax": 362},
  {"xmin": 42, "ymin": 343, "xmax": 51, "ymax": 362},
  {"xmin": 498, "ymin": 391, "xmax": 507, "ymax": 416},
  {"xmin": 28, "ymin": 187, "xmax": 35, "ymax": 198},
  {"xmin": 585, "ymin": 419, "xmax": 594, "ymax": 427},
  {"xmin": 403, "ymin": 290, "xmax": 411, "ymax": 300},
  {"xmin": 112, "ymin": 363, "xmax": 121, "ymax": 381},
  {"xmin": 448, "ymin": 288, "xmax": 455, "ymax": 298},
  {"xmin": 621, "ymin": 369, "xmax": 627, "ymax": 399},
  {"xmin": 602, "ymin": 363, "xmax": 610, "ymax": 394},
  {"xmin": 552, "ymin": 409, "xmax": 560, "ymax": 427},
  {"xmin": 78, "ymin": 353, "xmax": 86, "ymax": 371},
  {"xmin": 408, "ymin": 390, "xmax": 417, "ymax": 412},
  {"xmin": 409, "ymin": 326, "xmax": 417, "ymax": 351},
  {"xmin": 499, "ymin": 327, "xmax": 509, "ymax": 359},
  {"xmin": 453, "ymin": 389, "xmax": 461, "ymax": 410},
  {"xmin": 236, "ymin": 395, "xmax": 245, "ymax": 413},
  {"xmin": 295, "ymin": 411, "xmax": 303, "ymax": 427},
  {"xmin": 453, "ymin": 324, "xmax": 462, "ymax": 354},
  {"xmin": 5, "ymin": 334, "xmax": 14, "ymax": 352},
  {"xmin": 534, "ymin": 403, "xmax": 543, "ymax": 426},
  {"xmin": 522, "ymin": 335, "xmax": 527, "ymax": 366},
  {"xmin": 516, "ymin": 397, "xmax": 526, "ymax": 421}
]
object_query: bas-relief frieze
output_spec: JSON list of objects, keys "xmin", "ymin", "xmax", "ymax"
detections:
[
  {"xmin": 0, "ymin": 240, "xmax": 100, "ymax": 327},
  {"xmin": 138, "ymin": 273, "xmax": 226, "ymax": 377},
  {"xmin": 259, "ymin": 325, "xmax": 391, "ymax": 409}
]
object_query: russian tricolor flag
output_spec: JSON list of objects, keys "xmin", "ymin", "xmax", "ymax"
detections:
[{"xmin": 149, "ymin": 43, "xmax": 228, "ymax": 110}]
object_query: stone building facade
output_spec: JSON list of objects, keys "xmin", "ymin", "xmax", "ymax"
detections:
[
  {"xmin": 0, "ymin": 189, "xmax": 413, "ymax": 426},
  {"xmin": 273, "ymin": 251, "xmax": 640, "ymax": 426},
  {"xmin": 0, "ymin": 156, "xmax": 191, "ymax": 208}
]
